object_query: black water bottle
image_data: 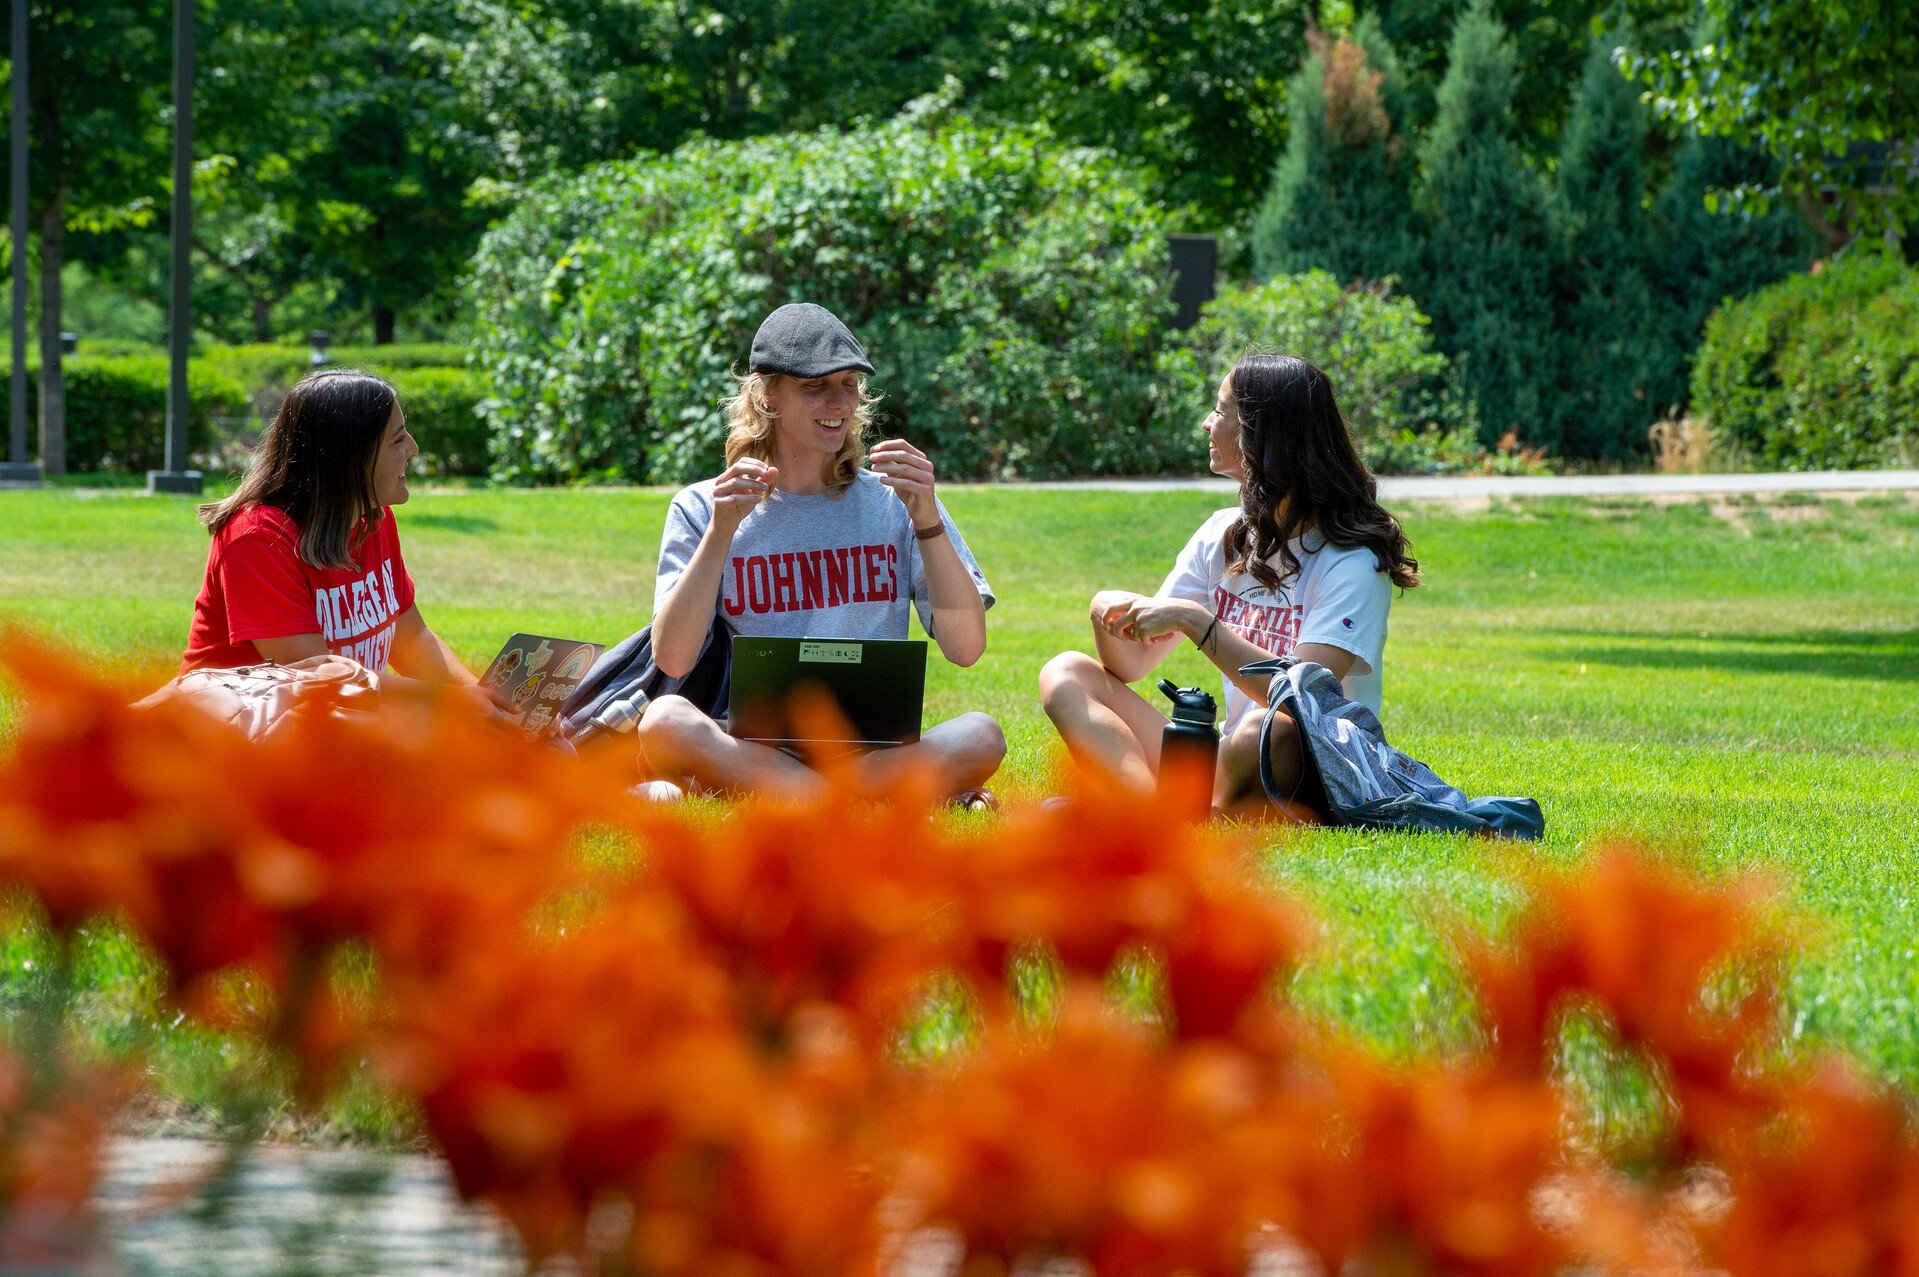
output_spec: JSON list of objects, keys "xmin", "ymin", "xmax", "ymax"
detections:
[{"xmin": 1157, "ymin": 678, "xmax": 1219, "ymax": 816}]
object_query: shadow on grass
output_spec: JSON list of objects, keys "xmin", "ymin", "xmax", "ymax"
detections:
[
  {"xmin": 1562, "ymin": 628, "xmax": 1919, "ymax": 683},
  {"xmin": 397, "ymin": 511, "xmax": 499, "ymax": 533}
]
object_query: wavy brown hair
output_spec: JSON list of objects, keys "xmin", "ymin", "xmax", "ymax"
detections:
[
  {"xmin": 1222, "ymin": 353, "xmax": 1420, "ymax": 593},
  {"xmin": 722, "ymin": 370, "xmax": 877, "ymax": 493},
  {"xmin": 198, "ymin": 369, "xmax": 398, "ymax": 570}
]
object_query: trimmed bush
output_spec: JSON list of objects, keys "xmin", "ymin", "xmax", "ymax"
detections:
[
  {"xmin": 1691, "ymin": 256, "xmax": 1919, "ymax": 470},
  {"xmin": 1, "ymin": 357, "xmax": 250, "ymax": 474},
  {"xmin": 467, "ymin": 107, "xmax": 1179, "ymax": 483},
  {"xmin": 1161, "ymin": 271, "xmax": 1481, "ymax": 473},
  {"xmin": 390, "ymin": 367, "xmax": 490, "ymax": 477}
]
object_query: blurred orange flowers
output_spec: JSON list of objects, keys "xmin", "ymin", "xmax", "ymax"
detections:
[{"xmin": 8, "ymin": 634, "xmax": 1919, "ymax": 1276}]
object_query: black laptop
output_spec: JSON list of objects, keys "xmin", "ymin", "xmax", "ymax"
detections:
[{"xmin": 727, "ymin": 636, "xmax": 927, "ymax": 749}]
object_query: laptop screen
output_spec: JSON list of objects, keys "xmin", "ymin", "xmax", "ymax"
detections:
[{"xmin": 726, "ymin": 636, "xmax": 927, "ymax": 747}]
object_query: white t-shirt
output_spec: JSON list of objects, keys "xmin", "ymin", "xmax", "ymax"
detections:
[
  {"xmin": 1156, "ymin": 507, "xmax": 1392, "ymax": 734},
  {"xmin": 655, "ymin": 470, "xmax": 994, "ymax": 641}
]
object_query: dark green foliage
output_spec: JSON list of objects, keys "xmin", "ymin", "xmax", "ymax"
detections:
[
  {"xmin": 1691, "ymin": 256, "xmax": 1919, "ymax": 470},
  {"xmin": 1653, "ymin": 135, "xmax": 1814, "ymax": 377},
  {"xmin": 469, "ymin": 111, "xmax": 1180, "ymax": 483},
  {"xmin": 1618, "ymin": 0, "xmax": 1919, "ymax": 247},
  {"xmin": 1251, "ymin": 18, "xmax": 1419, "ymax": 285},
  {"xmin": 1, "ymin": 359, "xmax": 250, "ymax": 474},
  {"xmin": 1546, "ymin": 38, "xmax": 1665, "ymax": 460},
  {"xmin": 978, "ymin": 0, "xmax": 1308, "ymax": 225},
  {"xmin": 1357, "ymin": 0, "xmax": 1617, "ymax": 156},
  {"xmin": 1411, "ymin": 0, "xmax": 1555, "ymax": 448}
]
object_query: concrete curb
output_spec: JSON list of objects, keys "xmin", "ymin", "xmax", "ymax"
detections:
[{"xmin": 1008, "ymin": 470, "xmax": 1919, "ymax": 500}]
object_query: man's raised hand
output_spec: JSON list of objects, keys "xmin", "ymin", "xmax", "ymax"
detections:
[
  {"xmin": 870, "ymin": 439, "xmax": 939, "ymax": 526},
  {"xmin": 711, "ymin": 458, "xmax": 777, "ymax": 537}
]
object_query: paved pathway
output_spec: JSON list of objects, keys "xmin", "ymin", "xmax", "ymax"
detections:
[
  {"xmin": 99, "ymin": 1137, "xmax": 517, "ymax": 1276},
  {"xmin": 1016, "ymin": 469, "xmax": 1919, "ymax": 500}
]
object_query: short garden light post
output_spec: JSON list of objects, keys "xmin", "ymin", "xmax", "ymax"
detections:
[
  {"xmin": 1, "ymin": 0, "xmax": 40, "ymax": 486},
  {"xmin": 147, "ymin": 0, "xmax": 203, "ymax": 495},
  {"xmin": 308, "ymin": 329, "xmax": 332, "ymax": 367},
  {"xmin": 59, "ymin": 331, "xmax": 75, "ymax": 356}
]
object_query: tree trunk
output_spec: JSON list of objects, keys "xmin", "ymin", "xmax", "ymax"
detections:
[
  {"xmin": 36, "ymin": 194, "xmax": 65, "ymax": 476},
  {"xmin": 373, "ymin": 306, "xmax": 395, "ymax": 345},
  {"xmin": 252, "ymin": 292, "xmax": 273, "ymax": 343}
]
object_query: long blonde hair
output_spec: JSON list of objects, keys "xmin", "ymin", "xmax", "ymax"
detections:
[{"xmin": 721, "ymin": 370, "xmax": 879, "ymax": 493}]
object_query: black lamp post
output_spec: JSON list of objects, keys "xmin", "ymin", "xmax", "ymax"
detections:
[
  {"xmin": 147, "ymin": 0, "xmax": 202, "ymax": 495},
  {"xmin": 1, "ymin": 0, "xmax": 39, "ymax": 485}
]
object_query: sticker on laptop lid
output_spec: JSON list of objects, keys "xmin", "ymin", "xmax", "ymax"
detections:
[{"xmin": 799, "ymin": 641, "xmax": 863, "ymax": 665}]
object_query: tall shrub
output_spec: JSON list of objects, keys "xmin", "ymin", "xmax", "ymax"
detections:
[
  {"xmin": 1411, "ymin": 0, "xmax": 1556, "ymax": 449},
  {"xmin": 1251, "ymin": 16, "xmax": 1418, "ymax": 287},
  {"xmin": 467, "ymin": 108, "xmax": 1179, "ymax": 483},
  {"xmin": 1691, "ymin": 256, "xmax": 1919, "ymax": 469},
  {"xmin": 1547, "ymin": 38, "xmax": 1664, "ymax": 460}
]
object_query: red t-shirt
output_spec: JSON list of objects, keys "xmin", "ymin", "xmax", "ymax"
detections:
[{"xmin": 181, "ymin": 505, "xmax": 417, "ymax": 673}]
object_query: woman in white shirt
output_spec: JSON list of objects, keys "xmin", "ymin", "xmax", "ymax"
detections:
[{"xmin": 1039, "ymin": 353, "xmax": 1420, "ymax": 813}]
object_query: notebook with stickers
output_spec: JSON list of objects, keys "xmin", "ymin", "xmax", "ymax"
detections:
[{"xmin": 481, "ymin": 634, "xmax": 606, "ymax": 739}]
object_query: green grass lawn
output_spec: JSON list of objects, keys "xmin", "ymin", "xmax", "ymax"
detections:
[{"xmin": 4, "ymin": 484, "xmax": 1918, "ymax": 1136}]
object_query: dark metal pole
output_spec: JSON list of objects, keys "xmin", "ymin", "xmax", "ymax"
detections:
[
  {"xmin": 2, "ymin": 0, "xmax": 38, "ymax": 485},
  {"xmin": 148, "ymin": 0, "xmax": 201, "ymax": 494}
]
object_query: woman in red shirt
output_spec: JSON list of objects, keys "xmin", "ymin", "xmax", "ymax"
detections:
[{"xmin": 182, "ymin": 369, "xmax": 483, "ymax": 698}]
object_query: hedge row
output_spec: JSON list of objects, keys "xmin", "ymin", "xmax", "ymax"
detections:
[
  {"xmin": 3, "ymin": 358, "xmax": 249, "ymax": 474},
  {"xmin": 1692, "ymin": 256, "xmax": 1919, "ymax": 470},
  {"xmin": 13, "ymin": 349, "xmax": 488, "ymax": 477}
]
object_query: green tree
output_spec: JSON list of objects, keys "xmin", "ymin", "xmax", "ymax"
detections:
[
  {"xmin": 1251, "ymin": 15, "xmax": 1418, "ymax": 284},
  {"xmin": 1547, "ymin": 37, "xmax": 1663, "ymax": 459},
  {"xmin": 186, "ymin": 0, "xmax": 493, "ymax": 344},
  {"xmin": 1410, "ymin": 0, "xmax": 1554, "ymax": 448},
  {"xmin": 1356, "ymin": 0, "xmax": 1616, "ymax": 157},
  {"xmin": 1647, "ymin": 133, "xmax": 1813, "ymax": 414},
  {"xmin": 979, "ymin": 0, "xmax": 1309, "ymax": 224},
  {"xmin": 1, "ymin": 0, "xmax": 171, "ymax": 474},
  {"xmin": 1620, "ymin": 0, "xmax": 1919, "ymax": 252}
]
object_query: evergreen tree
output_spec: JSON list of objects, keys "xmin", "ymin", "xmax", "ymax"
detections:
[
  {"xmin": 1411, "ymin": 0, "xmax": 1556, "ymax": 448},
  {"xmin": 1548, "ymin": 37, "xmax": 1663, "ymax": 460},
  {"xmin": 1649, "ymin": 134, "xmax": 1815, "ymax": 405},
  {"xmin": 1251, "ymin": 15, "xmax": 1418, "ymax": 285}
]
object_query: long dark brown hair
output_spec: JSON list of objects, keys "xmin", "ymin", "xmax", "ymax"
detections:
[
  {"xmin": 1222, "ymin": 353, "xmax": 1420, "ymax": 593},
  {"xmin": 198, "ymin": 369, "xmax": 398, "ymax": 570}
]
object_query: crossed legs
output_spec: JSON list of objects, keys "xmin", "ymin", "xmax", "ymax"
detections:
[
  {"xmin": 1037, "ymin": 651, "xmax": 1306, "ymax": 813},
  {"xmin": 634, "ymin": 694, "xmax": 1006, "ymax": 801}
]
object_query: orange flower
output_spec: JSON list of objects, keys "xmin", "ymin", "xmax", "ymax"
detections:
[
  {"xmin": 1468, "ymin": 843, "xmax": 1781, "ymax": 1093},
  {"xmin": 0, "ymin": 1039, "xmax": 125, "ymax": 1270},
  {"xmin": 1704, "ymin": 1060, "xmax": 1919, "ymax": 1277}
]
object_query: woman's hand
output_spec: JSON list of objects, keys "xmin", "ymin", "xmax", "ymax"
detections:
[
  {"xmin": 870, "ymin": 439, "xmax": 939, "ymax": 526},
  {"xmin": 711, "ymin": 458, "xmax": 778, "ymax": 538},
  {"xmin": 1109, "ymin": 595, "xmax": 1209, "ymax": 644},
  {"xmin": 1090, "ymin": 590, "xmax": 1150, "ymax": 639}
]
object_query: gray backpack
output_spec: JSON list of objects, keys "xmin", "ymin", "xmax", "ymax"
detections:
[{"xmin": 1244, "ymin": 657, "xmax": 1544, "ymax": 839}]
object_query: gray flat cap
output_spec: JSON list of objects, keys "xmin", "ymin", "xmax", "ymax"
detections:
[{"xmin": 749, "ymin": 303, "xmax": 874, "ymax": 377}]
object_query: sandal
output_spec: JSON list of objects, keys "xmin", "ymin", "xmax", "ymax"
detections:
[{"xmin": 949, "ymin": 787, "xmax": 1000, "ymax": 814}]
